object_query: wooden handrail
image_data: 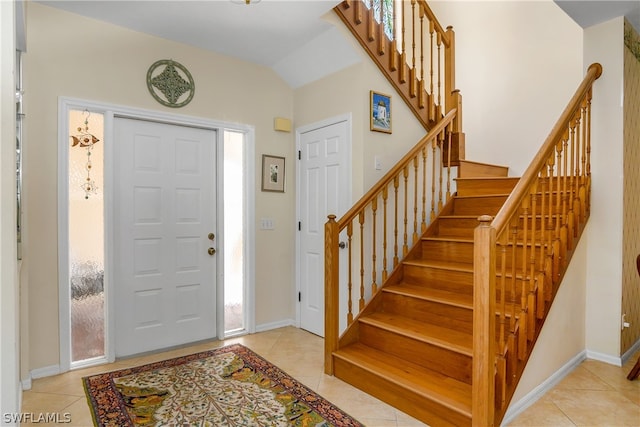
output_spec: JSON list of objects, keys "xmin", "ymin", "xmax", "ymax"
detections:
[
  {"xmin": 492, "ymin": 63, "xmax": 602, "ymax": 233},
  {"xmin": 338, "ymin": 108, "xmax": 456, "ymax": 229},
  {"xmin": 473, "ymin": 63, "xmax": 602, "ymax": 426},
  {"xmin": 416, "ymin": 0, "xmax": 450, "ymax": 46}
]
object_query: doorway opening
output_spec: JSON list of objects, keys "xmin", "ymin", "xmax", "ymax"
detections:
[{"xmin": 68, "ymin": 109, "xmax": 105, "ymax": 365}]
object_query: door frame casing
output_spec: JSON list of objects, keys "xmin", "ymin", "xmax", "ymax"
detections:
[
  {"xmin": 294, "ymin": 113, "xmax": 352, "ymax": 332},
  {"xmin": 57, "ymin": 97, "xmax": 255, "ymax": 372}
]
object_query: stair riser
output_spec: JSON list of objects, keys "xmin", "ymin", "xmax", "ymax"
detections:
[
  {"xmin": 457, "ymin": 160, "xmax": 508, "ymax": 178},
  {"xmin": 437, "ymin": 217, "xmax": 562, "ymax": 239},
  {"xmin": 381, "ymin": 291, "xmax": 473, "ymax": 334},
  {"xmin": 421, "ymin": 240, "xmax": 473, "ymax": 263},
  {"xmin": 452, "ymin": 196, "xmax": 507, "ymax": 216},
  {"xmin": 333, "ymin": 356, "xmax": 471, "ymax": 426},
  {"xmin": 359, "ymin": 323, "xmax": 472, "ymax": 384},
  {"xmin": 403, "ymin": 265, "xmax": 473, "ymax": 294},
  {"xmin": 456, "ymin": 178, "xmax": 519, "ymax": 196}
]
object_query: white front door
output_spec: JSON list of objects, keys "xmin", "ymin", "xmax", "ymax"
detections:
[
  {"xmin": 298, "ymin": 117, "xmax": 351, "ymax": 337},
  {"xmin": 114, "ymin": 118, "xmax": 217, "ymax": 357}
]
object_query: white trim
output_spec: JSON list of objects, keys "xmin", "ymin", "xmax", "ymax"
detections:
[
  {"xmin": 30, "ymin": 364, "xmax": 61, "ymax": 380},
  {"xmin": 58, "ymin": 96, "xmax": 256, "ymax": 372},
  {"xmin": 21, "ymin": 377, "xmax": 31, "ymax": 391},
  {"xmin": 586, "ymin": 349, "xmax": 623, "ymax": 366},
  {"xmin": 244, "ymin": 129, "xmax": 256, "ymax": 334},
  {"xmin": 294, "ymin": 113, "xmax": 353, "ymax": 333},
  {"xmin": 255, "ymin": 319, "xmax": 296, "ymax": 333},
  {"xmin": 622, "ymin": 338, "xmax": 640, "ymax": 365},
  {"xmin": 501, "ymin": 350, "xmax": 587, "ymax": 426}
]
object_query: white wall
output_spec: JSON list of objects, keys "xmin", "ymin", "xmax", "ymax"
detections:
[
  {"xmin": 23, "ymin": 2, "xmax": 296, "ymax": 372},
  {"xmin": 429, "ymin": 0, "xmax": 584, "ymax": 175},
  {"xmin": 584, "ymin": 17, "xmax": 625, "ymax": 358},
  {"xmin": 0, "ymin": 0, "xmax": 21, "ymax": 421}
]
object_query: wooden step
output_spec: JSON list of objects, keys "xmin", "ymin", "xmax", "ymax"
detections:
[
  {"xmin": 456, "ymin": 177, "xmax": 520, "ymax": 196},
  {"xmin": 333, "ymin": 343, "xmax": 472, "ymax": 426},
  {"xmin": 402, "ymin": 259, "xmax": 473, "ymax": 294},
  {"xmin": 420, "ymin": 237, "xmax": 474, "ymax": 263},
  {"xmin": 451, "ymin": 194, "xmax": 509, "ymax": 216},
  {"xmin": 458, "ymin": 159, "xmax": 509, "ymax": 178},
  {"xmin": 359, "ymin": 312, "xmax": 472, "ymax": 383},
  {"xmin": 382, "ymin": 283, "xmax": 474, "ymax": 333}
]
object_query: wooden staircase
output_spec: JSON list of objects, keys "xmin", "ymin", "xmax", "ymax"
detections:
[
  {"xmin": 326, "ymin": 1, "xmax": 603, "ymax": 425},
  {"xmin": 332, "ymin": 163, "xmax": 517, "ymax": 426}
]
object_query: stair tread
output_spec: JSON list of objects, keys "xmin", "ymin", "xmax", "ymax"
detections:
[
  {"xmin": 384, "ymin": 283, "xmax": 473, "ymax": 309},
  {"xmin": 361, "ymin": 312, "xmax": 473, "ymax": 355},
  {"xmin": 455, "ymin": 176, "xmax": 520, "ymax": 181},
  {"xmin": 422, "ymin": 236, "xmax": 473, "ymax": 243},
  {"xmin": 334, "ymin": 342, "xmax": 472, "ymax": 417}
]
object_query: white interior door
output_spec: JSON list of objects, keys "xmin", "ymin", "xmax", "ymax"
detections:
[
  {"xmin": 114, "ymin": 118, "xmax": 217, "ymax": 357},
  {"xmin": 298, "ymin": 118, "xmax": 350, "ymax": 337}
]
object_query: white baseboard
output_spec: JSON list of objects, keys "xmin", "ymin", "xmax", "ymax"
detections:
[
  {"xmin": 30, "ymin": 364, "xmax": 61, "ymax": 380},
  {"xmin": 586, "ymin": 349, "xmax": 622, "ymax": 366},
  {"xmin": 255, "ymin": 319, "xmax": 296, "ymax": 333},
  {"xmin": 21, "ymin": 376, "xmax": 32, "ymax": 391},
  {"xmin": 501, "ymin": 350, "xmax": 587, "ymax": 426}
]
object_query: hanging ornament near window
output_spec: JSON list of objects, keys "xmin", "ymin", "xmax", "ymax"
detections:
[{"xmin": 71, "ymin": 110, "xmax": 100, "ymax": 199}]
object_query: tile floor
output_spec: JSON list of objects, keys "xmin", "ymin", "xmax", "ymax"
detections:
[{"xmin": 21, "ymin": 327, "xmax": 640, "ymax": 426}]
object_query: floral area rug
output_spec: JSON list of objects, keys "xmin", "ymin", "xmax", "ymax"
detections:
[{"xmin": 83, "ymin": 344, "xmax": 362, "ymax": 427}]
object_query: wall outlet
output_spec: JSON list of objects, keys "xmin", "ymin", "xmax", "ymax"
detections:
[
  {"xmin": 374, "ymin": 155, "xmax": 382, "ymax": 170},
  {"xmin": 622, "ymin": 313, "xmax": 630, "ymax": 330}
]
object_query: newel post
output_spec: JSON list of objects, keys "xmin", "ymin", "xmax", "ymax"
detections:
[
  {"xmin": 472, "ymin": 215, "xmax": 496, "ymax": 427},
  {"xmin": 324, "ymin": 214, "xmax": 339, "ymax": 375}
]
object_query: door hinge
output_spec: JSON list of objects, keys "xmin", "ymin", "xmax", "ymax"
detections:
[
  {"xmin": 298, "ymin": 221, "xmax": 301, "ymax": 231},
  {"xmin": 298, "ymin": 150, "xmax": 301, "ymax": 160},
  {"xmin": 298, "ymin": 292, "xmax": 301, "ymax": 302}
]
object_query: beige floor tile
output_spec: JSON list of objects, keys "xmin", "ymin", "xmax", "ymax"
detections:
[
  {"xmin": 554, "ymin": 365, "xmax": 615, "ymax": 391},
  {"xmin": 360, "ymin": 418, "xmax": 399, "ymax": 426},
  {"xmin": 21, "ymin": 391, "xmax": 81, "ymax": 414},
  {"xmin": 507, "ymin": 397, "xmax": 576, "ymax": 426},
  {"xmin": 547, "ymin": 389, "xmax": 640, "ymax": 426},
  {"xmin": 317, "ymin": 375, "xmax": 398, "ymax": 421}
]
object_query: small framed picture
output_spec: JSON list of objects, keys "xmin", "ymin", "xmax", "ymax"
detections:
[
  {"xmin": 370, "ymin": 90, "xmax": 392, "ymax": 133},
  {"xmin": 261, "ymin": 154, "xmax": 286, "ymax": 193}
]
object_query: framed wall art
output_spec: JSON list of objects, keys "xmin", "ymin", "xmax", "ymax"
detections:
[
  {"xmin": 261, "ymin": 154, "xmax": 286, "ymax": 193},
  {"xmin": 370, "ymin": 90, "xmax": 392, "ymax": 133}
]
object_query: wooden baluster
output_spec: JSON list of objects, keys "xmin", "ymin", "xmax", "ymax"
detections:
[
  {"xmin": 497, "ymin": 233, "xmax": 508, "ymax": 409},
  {"xmin": 403, "ymin": 166, "xmax": 410, "ymax": 255},
  {"xmin": 421, "ymin": 146, "xmax": 428, "ymax": 232},
  {"xmin": 567, "ymin": 117, "xmax": 576, "ymax": 246},
  {"xmin": 579, "ymin": 101, "xmax": 588, "ymax": 221},
  {"xmin": 437, "ymin": 132, "xmax": 444, "ymax": 212},
  {"xmin": 527, "ymin": 185, "xmax": 537, "ymax": 341},
  {"xmin": 359, "ymin": 210, "xmax": 365, "ymax": 310},
  {"xmin": 519, "ymin": 195, "xmax": 530, "ymax": 360},
  {"xmin": 413, "ymin": 156, "xmax": 419, "ymax": 243},
  {"xmin": 508, "ymin": 219, "xmax": 519, "ymax": 383},
  {"xmin": 537, "ymin": 165, "xmax": 549, "ymax": 318},
  {"xmin": 437, "ymin": 31, "xmax": 442, "ymax": 118},
  {"xmin": 573, "ymin": 111, "xmax": 582, "ymax": 228},
  {"xmin": 378, "ymin": 0, "xmax": 386, "ymax": 55},
  {"xmin": 367, "ymin": 0, "xmax": 375, "ymax": 41},
  {"xmin": 553, "ymin": 140, "xmax": 564, "ymax": 282},
  {"xmin": 389, "ymin": 0, "xmax": 398, "ymax": 71},
  {"xmin": 430, "ymin": 137, "xmax": 437, "ymax": 221},
  {"xmin": 393, "ymin": 175, "xmax": 400, "ymax": 266},
  {"xmin": 354, "ymin": 0, "xmax": 363, "ymax": 25},
  {"xmin": 428, "ymin": 20, "xmax": 435, "ymax": 121},
  {"xmin": 446, "ymin": 127, "xmax": 452, "ymax": 201},
  {"xmin": 545, "ymin": 157, "xmax": 555, "ymax": 298},
  {"xmin": 418, "ymin": 7, "xmax": 425, "ymax": 109},
  {"xmin": 560, "ymin": 134, "xmax": 569, "ymax": 267},
  {"xmin": 409, "ymin": 0, "xmax": 417, "ymax": 97},
  {"xmin": 347, "ymin": 222, "xmax": 354, "ymax": 324},
  {"xmin": 585, "ymin": 90, "xmax": 592, "ymax": 213},
  {"xmin": 372, "ymin": 196, "xmax": 378, "ymax": 294},
  {"xmin": 382, "ymin": 186, "xmax": 389, "ymax": 282},
  {"xmin": 324, "ymin": 215, "xmax": 339, "ymax": 374},
  {"xmin": 399, "ymin": 0, "xmax": 407, "ymax": 83}
]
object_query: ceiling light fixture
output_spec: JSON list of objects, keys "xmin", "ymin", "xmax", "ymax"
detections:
[{"xmin": 230, "ymin": 0, "xmax": 261, "ymax": 4}]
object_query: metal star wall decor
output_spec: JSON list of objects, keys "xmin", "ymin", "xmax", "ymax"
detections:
[{"xmin": 146, "ymin": 59, "xmax": 195, "ymax": 108}]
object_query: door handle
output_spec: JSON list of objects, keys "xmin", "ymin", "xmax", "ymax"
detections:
[
  {"xmin": 208, "ymin": 233, "xmax": 215, "ymax": 241},
  {"xmin": 208, "ymin": 247, "xmax": 216, "ymax": 256},
  {"xmin": 339, "ymin": 241, "xmax": 347, "ymax": 249}
]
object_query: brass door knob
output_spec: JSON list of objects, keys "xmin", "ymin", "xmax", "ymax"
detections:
[
  {"xmin": 208, "ymin": 233, "xmax": 215, "ymax": 240},
  {"xmin": 208, "ymin": 247, "xmax": 216, "ymax": 256}
]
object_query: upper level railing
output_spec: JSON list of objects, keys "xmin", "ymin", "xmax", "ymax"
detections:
[
  {"xmin": 472, "ymin": 63, "xmax": 602, "ymax": 426},
  {"xmin": 335, "ymin": 0, "xmax": 461, "ymax": 133}
]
